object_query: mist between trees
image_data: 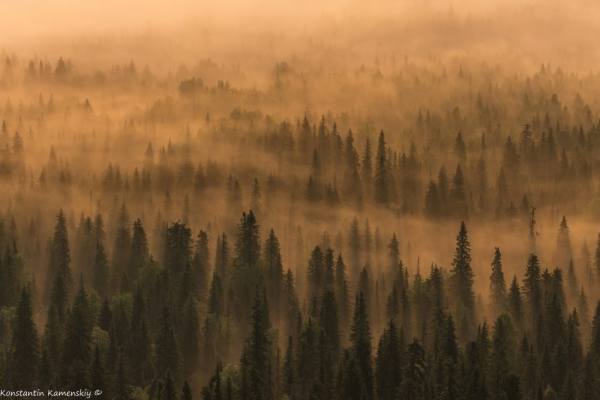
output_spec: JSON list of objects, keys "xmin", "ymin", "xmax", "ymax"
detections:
[{"xmin": 2, "ymin": 1, "xmax": 600, "ymax": 399}]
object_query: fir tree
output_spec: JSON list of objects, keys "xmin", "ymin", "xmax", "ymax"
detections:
[
  {"xmin": 281, "ymin": 335, "xmax": 295, "ymax": 399},
  {"xmin": 374, "ymin": 131, "xmax": 389, "ymax": 205},
  {"xmin": 240, "ymin": 290, "xmax": 271, "ymax": 399},
  {"xmin": 320, "ymin": 289, "xmax": 341, "ymax": 359},
  {"xmin": 129, "ymin": 218, "xmax": 149, "ymax": 280},
  {"xmin": 60, "ymin": 280, "xmax": 93, "ymax": 388},
  {"xmin": 235, "ymin": 211, "xmax": 261, "ymax": 267},
  {"xmin": 450, "ymin": 222, "xmax": 475, "ymax": 332},
  {"xmin": 165, "ymin": 222, "xmax": 193, "ymax": 278},
  {"xmin": 350, "ymin": 292, "xmax": 374, "ymax": 400},
  {"xmin": 375, "ymin": 319, "xmax": 402, "ymax": 400},
  {"xmin": 489, "ymin": 247, "xmax": 507, "ymax": 318},
  {"xmin": 155, "ymin": 306, "xmax": 183, "ymax": 382},
  {"xmin": 12, "ymin": 286, "xmax": 40, "ymax": 388}
]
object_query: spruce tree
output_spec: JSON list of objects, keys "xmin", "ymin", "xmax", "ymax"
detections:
[
  {"xmin": 192, "ymin": 230, "xmax": 210, "ymax": 298},
  {"xmin": 556, "ymin": 216, "xmax": 572, "ymax": 269},
  {"xmin": 374, "ymin": 131, "xmax": 389, "ymax": 205},
  {"xmin": 523, "ymin": 254, "xmax": 543, "ymax": 332},
  {"xmin": 112, "ymin": 348, "xmax": 134, "ymax": 400},
  {"xmin": 91, "ymin": 345, "xmax": 109, "ymax": 398},
  {"xmin": 320, "ymin": 289, "xmax": 341, "ymax": 360},
  {"xmin": 489, "ymin": 247, "xmax": 507, "ymax": 318},
  {"xmin": 180, "ymin": 294, "xmax": 201, "ymax": 376},
  {"xmin": 155, "ymin": 306, "xmax": 183, "ymax": 382},
  {"xmin": 130, "ymin": 287, "xmax": 153, "ymax": 386},
  {"xmin": 264, "ymin": 229, "xmax": 283, "ymax": 314},
  {"xmin": 281, "ymin": 335, "xmax": 295, "ymax": 399},
  {"xmin": 306, "ymin": 246, "xmax": 324, "ymax": 298},
  {"xmin": 45, "ymin": 209, "xmax": 74, "ymax": 302},
  {"xmin": 129, "ymin": 218, "xmax": 149, "ymax": 280},
  {"xmin": 450, "ymin": 222, "xmax": 475, "ymax": 332},
  {"xmin": 375, "ymin": 319, "xmax": 402, "ymax": 400},
  {"xmin": 334, "ymin": 254, "xmax": 351, "ymax": 330},
  {"xmin": 399, "ymin": 338, "xmax": 426, "ymax": 400},
  {"xmin": 60, "ymin": 280, "xmax": 93, "ymax": 388},
  {"xmin": 215, "ymin": 233, "xmax": 230, "ymax": 281},
  {"xmin": 208, "ymin": 272, "xmax": 224, "ymax": 317},
  {"xmin": 350, "ymin": 292, "xmax": 374, "ymax": 400},
  {"xmin": 12, "ymin": 286, "xmax": 40, "ymax": 389},
  {"xmin": 240, "ymin": 290, "xmax": 271, "ymax": 399},
  {"xmin": 507, "ymin": 276, "xmax": 524, "ymax": 330},
  {"xmin": 235, "ymin": 211, "xmax": 261, "ymax": 267},
  {"xmin": 165, "ymin": 222, "xmax": 193, "ymax": 278},
  {"xmin": 93, "ymin": 242, "xmax": 110, "ymax": 299},
  {"xmin": 181, "ymin": 380, "xmax": 193, "ymax": 400}
]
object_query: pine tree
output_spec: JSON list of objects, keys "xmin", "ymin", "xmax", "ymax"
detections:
[
  {"xmin": 240, "ymin": 290, "xmax": 271, "ymax": 399},
  {"xmin": 450, "ymin": 164, "xmax": 467, "ymax": 218},
  {"xmin": 129, "ymin": 218, "xmax": 149, "ymax": 280},
  {"xmin": 12, "ymin": 286, "xmax": 39, "ymax": 388},
  {"xmin": 251, "ymin": 178, "xmax": 262, "ymax": 216},
  {"xmin": 577, "ymin": 287, "xmax": 591, "ymax": 345},
  {"xmin": 264, "ymin": 229, "xmax": 283, "ymax": 316},
  {"xmin": 523, "ymin": 254, "xmax": 543, "ymax": 333},
  {"xmin": 45, "ymin": 209, "xmax": 74, "ymax": 302},
  {"xmin": 350, "ymin": 292, "xmax": 374, "ymax": 400},
  {"xmin": 362, "ymin": 138, "xmax": 373, "ymax": 198},
  {"xmin": 91, "ymin": 345, "xmax": 109, "ymax": 398},
  {"xmin": 235, "ymin": 211, "xmax": 261, "ymax": 267},
  {"xmin": 450, "ymin": 222, "xmax": 475, "ymax": 332},
  {"xmin": 215, "ymin": 233, "xmax": 230, "ymax": 281},
  {"xmin": 399, "ymin": 338, "xmax": 426, "ymax": 399},
  {"xmin": 181, "ymin": 380, "xmax": 193, "ymax": 400},
  {"xmin": 281, "ymin": 335, "xmax": 295, "ymax": 399},
  {"xmin": 192, "ymin": 230, "xmax": 210, "ymax": 298},
  {"xmin": 112, "ymin": 204, "xmax": 132, "ymax": 291},
  {"xmin": 375, "ymin": 319, "xmax": 402, "ymax": 400},
  {"xmin": 165, "ymin": 222, "xmax": 193, "ymax": 278},
  {"xmin": 334, "ymin": 254, "xmax": 351, "ymax": 330},
  {"xmin": 180, "ymin": 295, "xmax": 201, "ymax": 376},
  {"xmin": 60, "ymin": 280, "xmax": 93, "ymax": 388},
  {"xmin": 489, "ymin": 247, "xmax": 507, "ymax": 318},
  {"xmin": 162, "ymin": 370, "xmax": 178, "ymax": 400},
  {"xmin": 374, "ymin": 131, "xmax": 389, "ymax": 205},
  {"xmin": 130, "ymin": 287, "xmax": 153, "ymax": 386},
  {"xmin": 320, "ymin": 289, "xmax": 341, "ymax": 359},
  {"xmin": 490, "ymin": 312, "xmax": 518, "ymax": 400},
  {"xmin": 507, "ymin": 276, "xmax": 524, "ymax": 330},
  {"xmin": 556, "ymin": 216, "xmax": 572, "ymax": 269},
  {"xmin": 155, "ymin": 306, "xmax": 183, "ymax": 382},
  {"xmin": 93, "ymin": 242, "xmax": 110, "ymax": 299},
  {"xmin": 208, "ymin": 272, "xmax": 224, "ymax": 317},
  {"xmin": 348, "ymin": 217, "xmax": 362, "ymax": 278},
  {"xmin": 306, "ymin": 246, "xmax": 324, "ymax": 298},
  {"xmin": 112, "ymin": 348, "xmax": 134, "ymax": 400}
]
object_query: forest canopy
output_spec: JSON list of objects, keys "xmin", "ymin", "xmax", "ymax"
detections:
[{"xmin": 1, "ymin": 0, "xmax": 600, "ymax": 399}]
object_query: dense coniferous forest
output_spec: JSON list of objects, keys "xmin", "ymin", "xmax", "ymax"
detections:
[{"xmin": 3, "ymin": 1, "xmax": 600, "ymax": 399}]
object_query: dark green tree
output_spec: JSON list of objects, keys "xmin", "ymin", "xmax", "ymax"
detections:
[
  {"xmin": 450, "ymin": 222, "xmax": 475, "ymax": 333},
  {"xmin": 12, "ymin": 286, "xmax": 40, "ymax": 388},
  {"xmin": 165, "ymin": 222, "xmax": 193, "ymax": 278},
  {"xmin": 235, "ymin": 211, "xmax": 261, "ymax": 267},
  {"xmin": 129, "ymin": 218, "xmax": 149, "ymax": 280},
  {"xmin": 60, "ymin": 280, "xmax": 93, "ymax": 388},
  {"xmin": 374, "ymin": 131, "xmax": 389, "ymax": 205},
  {"xmin": 375, "ymin": 319, "xmax": 403, "ymax": 400},
  {"xmin": 155, "ymin": 306, "xmax": 183, "ymax": 382},
  {"xmin": 350, "ymin": 292, "xmax": 374, "ymax": 400},
  {"xmin": 489, "ymin": 247, "xmax": 507, "ymax": 318}
]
